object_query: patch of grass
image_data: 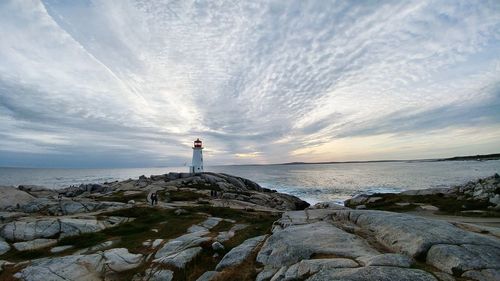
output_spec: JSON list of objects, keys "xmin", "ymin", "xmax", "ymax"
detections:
[
  {"xmin": 171, "ymin": 206, "xmax": 278, "ymax": 281},
  {"xmin": 188, "ymin": 206, "xmax": 278, "ymax": 248},
  {"xmin": 354, "ymin": 193, "xmax": 499, "ymax": 216},
  {"xmin": 101, "ymin": 207, "xmax": 205, "ymax": 251},
  {"xmin": 54, "ymin": 207, "xmax": 206, "ymax": 254},
  {"xmin": 177, "ymin": 247, "xmax": 219, "ymax": 281},
  {"xmin": 170, "ymin": 190, "xmax": 208, "ymax": 202},
  {"xmin": 0, "ymin": 248, "xmax": 48, "ymax": 262},
  {"xmin": 96, "ymin": 191, "xmax": 146, "ymax": 203},
  {"xmin": 58, "ymin": 232, "xmax": 108, "ymax": 249},
  {"xmin": 209, "ymin": 220, "xmax": 234, "ymax": 233}
]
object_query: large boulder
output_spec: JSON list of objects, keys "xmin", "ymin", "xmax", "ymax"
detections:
[
  {"xmin": 14, "ymin": 253, "xmax": 105, "ymax": 281},
  {"xmin": 14, "ymin": 248, "xmax": 143, "ymax": 281},
  {"xmin": 0, "ymin": 218, "xmax": 60, "ymax": 241},
  {"xmin": 0, "ymin": 238, "xmax": 10, "ymax": 255},
  {"xmin": 216, "ymin": 235, "xmax": 267, "ymax": 271},
  {"xmin": 257, "ymin": 221, "xmax": 379, "ymax": 268},
  {"xmin": 0, "ymin": 187, "xmax": 35, "ymax": 210},
  {"xmin": 331, "ymin": 210, "xmax": 500, "ymax": 258},
  {"xmin": 426, "ymin": 244, "xmax": 500, "ymax": 276},
  {"xmin": 103, "ymin": 248, "xmax": 143, "ymax": 272},
  {"xmin": 0, "ymin": 217, "xmax": 130, "ymax": 241}
]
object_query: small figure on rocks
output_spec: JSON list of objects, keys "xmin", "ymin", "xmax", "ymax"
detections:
[{"xmin": 150, "ymin": 192, "xmax": 159, "ymax": 206}]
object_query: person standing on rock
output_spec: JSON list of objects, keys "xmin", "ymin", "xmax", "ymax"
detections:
[{"xmin": 150, "ymin": 192, "xmax": 158, "ymax": 206}]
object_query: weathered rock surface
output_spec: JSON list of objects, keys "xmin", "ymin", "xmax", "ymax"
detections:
[
  {"xmin": 0, "ymin": 238, "xmax": 10, "ymax": 255},
  {"xmin": 154, "ymin": 231, "xmax": 210, "ymax": 259},
  {"xmin": 306, "ymin": 266, "xmax": 438, "ymax": 281},
  {"xmin": 256, "ymin": 208, "xmax": 500, "ymax": 281},
  {"xmin": 19, "ymin": 199, "xmax": 126, "ymax": 215},
  {"xmin": 426, "ymin": 244, "xmax": 500, "ymax": 276},
  {"xmin": 141, "ymin": 268, "xmax": 174, "ymax": 281},
  {"xmin": 13, "ymin": 238, "xmax": 57, "ymax": 251},
  {"xmin": 50, "ymin": 245, "xmax": 73, "ymax": 253},
  {"xmin": 0, "ymin": 216, "xmax": 131, "ymax": 241},
  {"xmin": 0, "ymin": 186, "xmax": 35, "ymax": 210},
  {"xmin": 335, "ymin": 210, "xmax": 500, "ymax": 258},
  {"xmin": 14, "ymin": 248, "xmax": 142, "ymax": 281},
  {"xmin": 103, "ymin": 248, "xmax": 143, "ymax": 272},
  {"xmin": 284, "ymin": 258, "xmax": 359, "ymax": 280},
  {"xmin": 14, "ymin": 253, "xmax": 105, "ymax": 281},
  {"xmin": 257, "ymin": 221, "xmax": 378, "ymax": 268},
  {"xmin": 216, "ymin": 235, "xmax": 267, "ymax": 271},
  {"xmin": 154, "ymin": 246, "xmax": 202, "ymax": 269},
  {"xmin": 357, "ymin": 253, "xmax": 414, "ymax": 267},
  {"xmin": 215, "ymin": 223, "xmax": 248, "ymax": 242}
]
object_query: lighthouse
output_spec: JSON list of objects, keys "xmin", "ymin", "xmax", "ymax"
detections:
[{"xmin": 190, "ymin": 138, "xmax": 204, "ymax": 173}]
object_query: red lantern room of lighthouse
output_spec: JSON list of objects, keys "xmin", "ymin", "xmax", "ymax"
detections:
[{"xmin": 194, "ymin": 139, "xmax": 203, "ymax": 148}]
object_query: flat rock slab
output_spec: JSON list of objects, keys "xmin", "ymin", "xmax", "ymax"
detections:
[
  {"xmin": 14, "ymin": 253, "xmax": 105, "ymax": 281},
  {"xmin": 216, "ymin": 235, "xmax": 267, "ymax": 271},
  {"xmin": 462, "ymin": 269, "xmax": 500, "ymax": 281},
  {"xmin": 306, "ymin": 266, "xmax": 438, "ymax": 281},
  {"xmin": 14, "ymin": 248, "xmax": 142, "ymax": 281},
  {"xmin": 103, "ymin": 248, "xmax": 143, "ymax": 272},
  {"xmin": 13, "ymin": 238, "xmax": 57, "ymax": 251},
  {"xmin": 216, "ymin": 223, "xmax": 248, "ymax": 242},
  {"xmin": 0, "ymin": 217, "xmax": 130, "ymax": 241},
  {"xmin": 257, "ymin": 221, "xmax": 379, "ymax": 268},
  {"xmin": 143, "ymin": 268, "xmax": 174, "ymax": 281},
  {"xmin": 1, "ymin": 219, "xmax": 60, "ymax": 241},
  {"xmin": 153, "ymin": 247, "xmax": 202, "ymax": 269},
  {"xmin": 200, "ymin": 217, "xmax": 223, "ymax": 229},
  {"xmin": 357, "ymin": 254, "xmax": 414, "ymax": 267},
  {"xmin": 426, "ymin": 244, "xmax": 500, "ymax": 276},
  {"xmin": 329, "ymin": 210, "xmax": 500, "ymax": 258},
  {"xmin": 188, "ymin": 217, "xmax": 223, "ymax": 233},
  {"xmin": 154, "ymin": 231, "xmax": 210, "ymax": 259},
  {"xmin": 285, "ymin": 258, "xmax": 359, "ymax": 280},
  {"xmin": 50, "ymin": 245, "xmax": 73, "ymax": 253}
]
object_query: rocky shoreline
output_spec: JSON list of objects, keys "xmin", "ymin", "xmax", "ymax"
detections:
[
  {"xmin": 345, "ymin": 173, "xmax": 500, "ymax": 216},
  {"xmin": 0, "ymin": 172, "xmax": 499, "ymax": 281}
]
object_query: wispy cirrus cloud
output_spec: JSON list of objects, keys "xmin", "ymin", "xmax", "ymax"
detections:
[{"xmin": 0, "ymin": 0, "xmax": 499, "ymax": 167}]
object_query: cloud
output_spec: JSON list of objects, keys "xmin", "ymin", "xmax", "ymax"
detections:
[{"xmin": 0, "ymin": 0, "xmax": 499, "ymax": 167}]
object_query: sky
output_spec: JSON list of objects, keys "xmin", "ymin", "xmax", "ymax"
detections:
[{"xmin": 0, "ymin": 0, "xmax": 499, "ymax": 168}]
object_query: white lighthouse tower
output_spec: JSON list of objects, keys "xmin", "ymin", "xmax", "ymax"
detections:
[{"xmin": 190, "ymin": 138, "xmax": 204, "ymax": 173}]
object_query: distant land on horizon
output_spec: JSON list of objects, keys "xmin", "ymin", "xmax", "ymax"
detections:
[
  {"xmin": 0, "ymin": 153, "xmax": 499, "ymax": 170},
  {"xmin": 274, "ymin": 153, "xmax": 500, "ymax": 166}
]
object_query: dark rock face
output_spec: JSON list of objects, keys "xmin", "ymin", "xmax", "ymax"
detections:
[{"xmin": 29, "ymin": 172, "xmax": 308, "ymax": 211}]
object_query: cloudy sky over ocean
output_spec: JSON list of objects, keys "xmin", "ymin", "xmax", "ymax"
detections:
[{"xmin": 0, "ymin": 0, "xmax": 499, "ymax": 168}]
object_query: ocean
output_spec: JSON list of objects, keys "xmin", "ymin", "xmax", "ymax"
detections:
[{"xmin": 1, "ymin": 160, "xmax": 499, "ymax": 205}]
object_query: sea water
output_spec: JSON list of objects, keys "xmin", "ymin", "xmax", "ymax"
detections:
[{"xmin": 1, "ymin": 160, "xmax": 499, "ymax": 205}]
